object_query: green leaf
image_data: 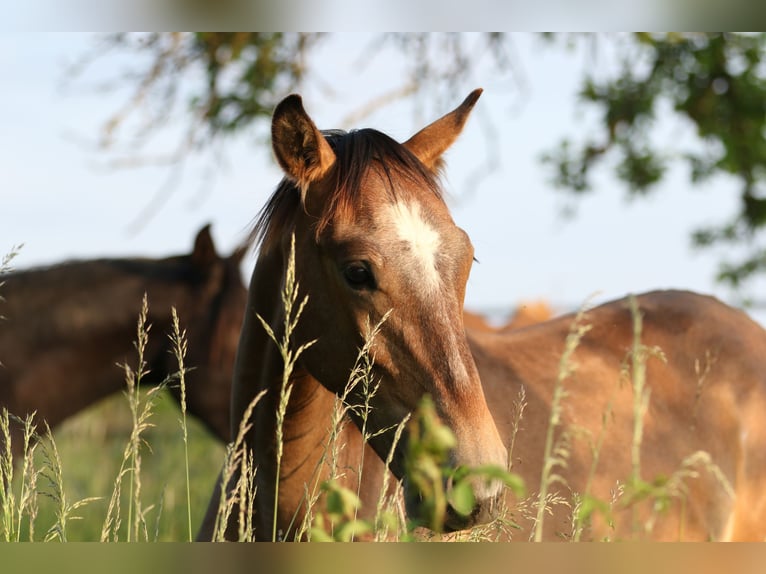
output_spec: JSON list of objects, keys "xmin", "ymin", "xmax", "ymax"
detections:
[
  {"xmin": 428, "ymin": 425, "xmax": 457, "ymax": 452},
  {"xmin": 447, "ymin": 480, "xmax": 475, "ymax": 516},
  {"xmin": 465, "ymin": 465, "xmax": 526, "ymax": 497},
  {"xmin": 576, "ymin": 494, "xmax": 611, "ymax": 524},
  {"xmin": 334, "ymin": 520, "xmax": 372, "ymax": 542},
  {"xmin": 322, "ymin": 481, "xmax": 361, "ymax": 519}
]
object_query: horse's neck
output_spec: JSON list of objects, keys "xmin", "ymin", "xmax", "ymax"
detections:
[
  {"xmin": 251, "ymin": 364, "xmax": 381, "ymax": 539},
  {"xmin": 230, "ymin": 247, "xmax": 287, "ymax": 434},
  {"xmin": 233, "ymin": 248, "xmax": 362, "ymax": 538}
]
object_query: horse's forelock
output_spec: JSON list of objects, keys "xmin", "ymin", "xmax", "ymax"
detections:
[{"xmin": 249, "ymin": 129, "xmax": 444, "ymax": 253}]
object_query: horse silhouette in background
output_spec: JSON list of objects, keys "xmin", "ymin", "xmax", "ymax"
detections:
[{"xmin": 0, "ymin": 225, "xmax": 247, "ymax": 456}]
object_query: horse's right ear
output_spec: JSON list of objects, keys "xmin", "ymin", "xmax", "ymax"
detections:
[{"xmin": 271, "ymin": 95, "xmax": 336, "ymax": 200}]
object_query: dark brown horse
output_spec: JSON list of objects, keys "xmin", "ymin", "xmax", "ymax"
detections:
[
  {"xmin": 199, "ymin": 90, "xmax": 766, "ymax": 541},
  {"xmin": 0, "ymin": 225, "xmax": 247, "ymax": 456}
]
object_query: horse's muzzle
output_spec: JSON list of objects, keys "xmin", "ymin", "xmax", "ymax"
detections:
[
  {"xmin": 404, "ymin": 479, "xmax": 502, "ymax": 533},
  {"xmin": 444, "ymin": 493, "xmax": 502, "ymax": 532}
]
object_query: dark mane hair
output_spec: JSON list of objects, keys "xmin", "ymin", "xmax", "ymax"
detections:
[{"xmin": 250, "ymin": 128, "xmax": 444, "ymax": 253}]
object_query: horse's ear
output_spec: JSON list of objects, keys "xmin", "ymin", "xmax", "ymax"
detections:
[
  {"xmin": 192, "ymin": 224, "xmax": 219, "ymax": 269},
  {"xmin": 272, "ymin": 94, "xmax": 336, "ymax": 199},
  {"xmin": 403, "ymin": 88, "xmax": 483, "ymax": 171}
]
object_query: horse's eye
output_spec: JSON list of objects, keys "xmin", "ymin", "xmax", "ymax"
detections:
[{"xmin": 343, "ymin": 262, "xmax": 374, "ymax": 290}]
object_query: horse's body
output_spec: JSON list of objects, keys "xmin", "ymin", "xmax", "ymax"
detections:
[
  {"xmin": 0, "ymin": 226, "xmax": 246, "ymax": 455},
  {"xmin": 469, "ymin": 290, "xmax": 766, "ymax": 540},
  {"xmin": 198, "ymin": 90, "xmax": 766, "ymax": 541}
]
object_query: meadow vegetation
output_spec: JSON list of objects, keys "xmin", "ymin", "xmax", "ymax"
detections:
[{"xmin": 0, "ymin": 245, "xmax": 728, "ymax": 542}]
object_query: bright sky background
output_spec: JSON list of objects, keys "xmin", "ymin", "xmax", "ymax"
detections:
[{"xmin": 2, "ymin": 33, "xmax": 759, "ymax": 323}]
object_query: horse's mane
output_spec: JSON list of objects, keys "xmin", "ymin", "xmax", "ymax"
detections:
[{"xmin": 250, "ymin": 128, "xmax": 444, "ymax": 254}]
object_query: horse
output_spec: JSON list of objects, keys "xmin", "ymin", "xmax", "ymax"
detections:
[
  {"xmin": 0, "ymin": 225, "xmax": 247, "ymax": 457},
  {"xmin": 463, "ymin": 301, "xmax": 553, "ymax": 333},
  {"xmin": 198, "ymin": 90, "xmax": 766, "ymax": 541}
]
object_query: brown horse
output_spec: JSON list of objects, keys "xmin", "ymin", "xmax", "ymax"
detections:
[
  {"xmin": 0, "ymin": 225, "xmax": 247, "ymax": 456},
  {"xmin": 199, "ymin": 90, "xmax": 766, "ymax": 541},
  {"xmin": 466, "ymin": 290, "xmax": 766, "ymax": 541},
  {"xmin": 463, "ymin": 301, "xmax": 553, "ymax": 333}
]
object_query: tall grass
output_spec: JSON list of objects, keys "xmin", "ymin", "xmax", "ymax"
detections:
[
  {"xmin": 100, "ymin": 294, "xmax": 170, "ymax": 542},
  {"xmin": 532, "ymin": 307, "xmax": 591, "ymax": 542},
  {"xmin": 254, "ymin": 235, "xmax": 316, "ymax": 542},
  {"xmin": 38, "ymin": 421, "xmax": 101, "ymax": 542},
  {"xmin": 169, "ymin": 307, "xmax": 193, "ymax": 542},
  {"xmin": 530, "ymin": 295, "xmax": 735, "ymax": 542},
  {"xmin": 0, "ymin": 283, "xmax": 225, "ymax": 542},
  {"xmin": 2, "ymin": 241, "xmax": 529, "ymax": 542},
  {"xmin": 0, "ymin": 243, "xmax": 739, "ymax": 542},
  {"xmin": 302, "ymin": 311, "xmax": 398, "ymax": 542},
  {"xmin": 0, "ymin": 409, "xmax": 39, "ymax": 541},
  {"xmin": 210, "ymin": 389, "xmax": 264, "ymax": 542},
  {"xmin": 615, "ymin": 297, "xmax": 733, "ymax": 539}
]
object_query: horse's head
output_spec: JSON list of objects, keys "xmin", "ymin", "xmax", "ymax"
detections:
[{"xmin": 260, "ymin": 90, "xmax": 508, "ymax": 531}]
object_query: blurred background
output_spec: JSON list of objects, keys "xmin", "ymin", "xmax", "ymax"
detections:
[{"xmin": 5, "ymin": 33, "xmax": 766, "ymax": 324}]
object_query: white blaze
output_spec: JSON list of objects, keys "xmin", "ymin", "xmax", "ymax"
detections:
[{"xmin": 387, "ymin": 201, "xmax": 441, "ymax": 291}]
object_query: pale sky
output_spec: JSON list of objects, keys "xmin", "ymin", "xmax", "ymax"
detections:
[{"xmin": 2, "ymin": 33, "xmax": 758, "ymax": 323}]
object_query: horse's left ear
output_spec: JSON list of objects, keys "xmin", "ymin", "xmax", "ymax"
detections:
[
  {"xmin": 272, "ymin": 94, "xmax": 336, "ymax": 200},
  {"xmin": 191, "ymin": 224, "xmax": 219, "ymax": 269},
  {"xmin": 403, "ymin": 88, "xmax": 483, "ymax": 171}
]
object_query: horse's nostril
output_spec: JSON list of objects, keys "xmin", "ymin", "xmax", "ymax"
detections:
[{"xmin": 444, "ymin": 503, "xmax": 473, "ymax": 532}]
